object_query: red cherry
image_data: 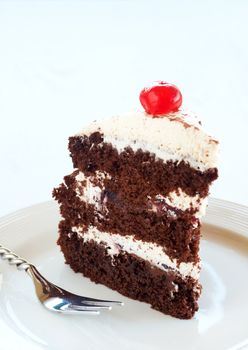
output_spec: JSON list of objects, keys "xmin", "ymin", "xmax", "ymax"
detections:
[{"xmin": 139, "ymin": 81, "xmax": 182, "ymax": 115}]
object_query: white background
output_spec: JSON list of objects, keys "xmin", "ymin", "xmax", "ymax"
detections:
[{"xmin": 0, "ymin": 0, "xmax": 248, "ymax": 217}]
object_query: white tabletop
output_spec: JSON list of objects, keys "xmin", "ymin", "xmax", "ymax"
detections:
[{"xmin": 0, "ymin": 0, "xmax": 247, "ymax": 217}]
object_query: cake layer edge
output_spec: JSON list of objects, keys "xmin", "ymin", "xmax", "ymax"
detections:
[
  {"xmin": 58, "ymin": 230, "xmax": 201, "ymax": 319},
  {"xmin": 70, "ymin": 224, "xmax": 200, "ymax": 280}
]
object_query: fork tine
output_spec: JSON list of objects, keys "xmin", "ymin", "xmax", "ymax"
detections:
[
  {"xmin": 69, "ymin": 304, "xmax": 112, "ymax": 311},
  {"xmin": 81, "ymin": 298, "xmax": 124, "ymax": 307},
  {"xmin": 65, "ymin": 291, "xmax": 124, "ymax": 307},
  {"xmin": 44, "ymin": 299, "xmax": 109, "ymax": 313},
  {"xmin": 64, "ymin": 307, "xmax": 100, "ymax": 315}
]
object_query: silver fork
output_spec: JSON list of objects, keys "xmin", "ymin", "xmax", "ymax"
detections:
[{"xmin": 0, "ymin": 243, "xmax": 123, "ymax": 315}]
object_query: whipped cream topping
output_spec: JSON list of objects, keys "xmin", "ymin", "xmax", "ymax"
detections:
[
  {"xmin": 77, "ymin": 110, "xmax": 219, "ymax": 172},
  {"xmin": 72, "ymin": 225, "xmax": 200, "ymax": 280}
]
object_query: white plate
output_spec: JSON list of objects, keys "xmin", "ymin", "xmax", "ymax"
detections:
[{"xmin": 0, "ymin": 198, "xmax": 248, "ymax": 350}]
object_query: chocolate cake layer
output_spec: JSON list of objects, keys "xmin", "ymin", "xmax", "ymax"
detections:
[
  {"xmin": 53, "ymin": 173, "xmax": 201, "ymax": 263},
  {"xmin": 68, "ymin": 133, "xmax": 218, "ymax": 198},
  {"xmin": 58, "ymin": 222, "xmax": 200, "ymax": 319}
]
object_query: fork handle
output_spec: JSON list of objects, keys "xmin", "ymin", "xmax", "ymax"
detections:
[{"xmin": 0, "ymin": 244, "xmax": 31, "ymax": 271}]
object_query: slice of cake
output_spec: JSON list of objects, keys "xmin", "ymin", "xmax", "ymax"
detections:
[{"xmin": 53, "ymin": 81, "xmax": 218, "ymax": 319}]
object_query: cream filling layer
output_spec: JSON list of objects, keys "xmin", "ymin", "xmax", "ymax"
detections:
[
  {"xmin": 77, "ymin": 110, "xmax": 219, "ymax": 172},
  {"xmin": 75, "ymin": 171, "xmax": 111, "ymax": 210},
  {"xmin": 154, "ymin": 190, "xmax": 208, "ymax": 218},
  {"xmin": 71, "ymin": 225, "xmax": 200, "ymax": 280},
  {"xmin": 101, "ymin": 136, "xmax": 210, "ymax": 173},
  {"xmin": 75, "ymin": 171, "xmax": 207, "ymax": 219}
]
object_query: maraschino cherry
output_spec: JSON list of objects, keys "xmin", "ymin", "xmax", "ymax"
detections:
[{"xmin": 139, "ymin": 81, "xmax": 182, "ymax": 115}]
